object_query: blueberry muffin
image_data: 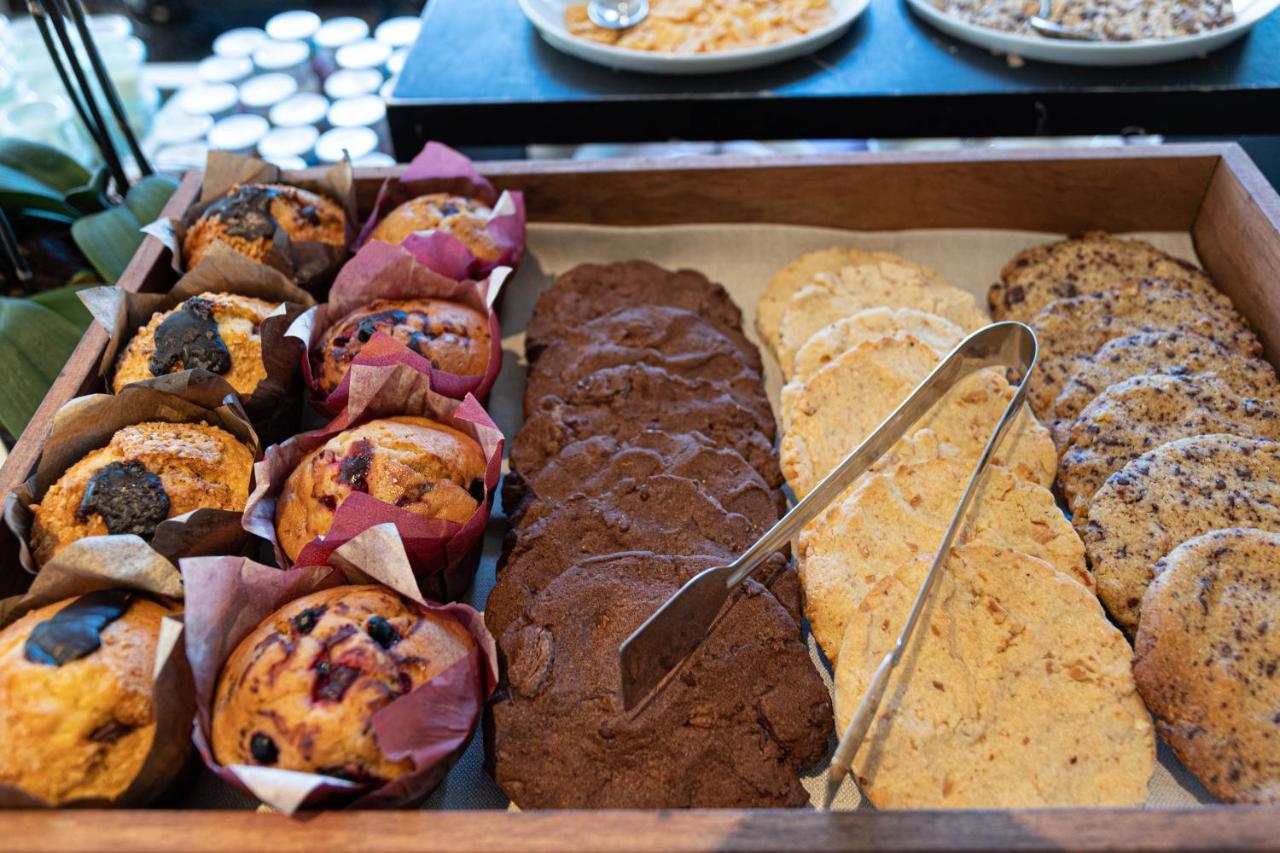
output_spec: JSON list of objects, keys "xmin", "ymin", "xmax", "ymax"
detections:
[
  {"xmin": 113, "ymin": 293, "xmax": 280, "ymax": 396},
  {"xmin": 274, "ymin": 416, "xmax": 487, "ymax": 562},
  {"xmin": 368, "ymin": 193, "xmax": 499, "ymax": 263},
  {"xmin": 211, "ymin": 585, "xmax": 476, "ymax": 783},
  {"xmin": 29, "ymin": 421, "xmax": 255, "ymax": 566},
  {"xmin": 0, "ymin": 591, "xmax": 174, "ymax": 804},
  {"xmin": 312, "ymin": 297, "xmax": 491, "ymax": 396},
  {"xmin": 184, "ymin": 183, "xmax": 346, "ymax": 270}
]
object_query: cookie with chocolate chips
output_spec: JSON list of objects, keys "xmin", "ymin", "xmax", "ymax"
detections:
[
  {"xmin": 1134, "ymin": 528, "xmax": 1280, "ymax": 803},
  {"xmin": 524, "ymin": 261, "xmax": 745, "ymax": 364},
  {"xmin": 489, "ymin": 552, "xmax": 832, "ymax": 808},
  {"xmin": 1084, "ymin": 434, "xmax": 1280, "ymax": 635}
]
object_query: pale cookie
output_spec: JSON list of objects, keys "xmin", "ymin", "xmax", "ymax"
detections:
[
  {"xmin": 791, "ymin": 307, "xmax": 965, "ymax": 383},
  {"xmin": 775, "ymin": 266, "xmax": 985, "ymax": 376},
  {"xmin": 798, "ymin": 456, "xmax": 1090, "ymax": 662},
  {"xmin": 1024, "ymin": 277, "xmax": 1254, "ymax": 420},
  {"xmin": 991, "ymin": 231, "xmax": 1216, "ymax": 322},
  {"xmin": 1051, "ymin": 331, "xmax": 1280, "ymax": 448},
  {"xmin": 834, "ymin": 542, "xmax": 1155, "ymax": 809},
  {"xmin": 780, "ymin": 337, "xmax": 1055, "ymax": 498},
  {"xmin": 1134, "ymin": 528, "xmax": 1280, "ymax": 804},
  {"xmin": 1026, "ymin": 277, "xmax": 1262, "ymax": 420},
  {"xmin": 1060, "ymin": 374, "xmax": 1280, "ymax": 524},
  {"xmin": 1083, "ymin": 434, "xmax": 1280, "ymax": 636},
  {"xmin": 757, "ymin": 248, "xmax": 947, "ymax": 354}
]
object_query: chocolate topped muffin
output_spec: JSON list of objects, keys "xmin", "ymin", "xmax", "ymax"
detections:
[
  {"xmin": 184, "ymin": 183, "xmax": 346, "ymax": 270},
  {"xmin": 313, "ymin": 297, "xmax": 491, "ymax": 396},
  {"xmin": 274, "ymin": 416, "xmax": 487, "ymax": 562},
  {"xmin": 212, "ymin": 585, "xmax": 476, "ymax": 783},
  {"xmin": 368, "ymin": 193, "xmax": 499, "ymax": 262},
  {"xmin": 0, "ymin": 591, "xmax": 174, "ymax": 804},
  {"xmin": 113, "ymin": 292, "xmax": 280, "ymax": 395},
  {"xmin": 29, "ymin": 421, "xmax": 255, "ymax": 566},
  {"xmin": 490, "ymin": 552, "xmax": 832, "ymax": 808}
]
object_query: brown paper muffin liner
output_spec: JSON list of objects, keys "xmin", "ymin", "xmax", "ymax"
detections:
[
  {"xmin": 144, "ymin": 151, "xmax": 357, "ymax": 297},
  {"xmin": 353, "ymin": 141, "xmax": 525, "ymax": 283},
  {"xmin": 242, "ymin": 362, "xmax": 504, "ymax": 603},
  {"xmin": 0, "ymin": 568, "xmax": 194, "ymax": 808},
  {"xmin": 2, "ymin": 384, "xmax": 261, "ymax": 590},
  {"xmin": 289, "ymin": 240, "xmax": 508, "ymax": 413},
  {"xmin": 182, "ymin": 554, "xmax": 498, "ymax": 813},
  {"xmin": 81, "ymin": 243, "xmax": 315, "ymax": 443}
]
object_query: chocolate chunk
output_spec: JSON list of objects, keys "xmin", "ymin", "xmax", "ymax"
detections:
[
  {"xmin": 203, "ymin": 184, "xmax": 280, "ymax": 240},
  {"xmin": 250, "ymin": 732, "xmax": 279, "ymax": 765},
  {"xmin": 365, "ymin": 615, "xmax": 399, "ymax": 649},
  {"xmin": 76, "ymin": 460, "xmax": 171, "ymax": 537},
  {"xmin": 23, "ymin": 589, "xmax": 133, "ymax": 666},
  {"xmin": 148, "ymin": 297, "xmax": 232, "ymax": 376},
  {"xmin": 338, "ymin": 440, "xmax": 374, "ymax": 492}
]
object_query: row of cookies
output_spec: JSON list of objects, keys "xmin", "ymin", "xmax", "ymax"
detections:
[
  {"xmin": 989, "ymin": 232, "xmax": 1280, "ymax": 803},
  {"xmin": 0, "ymin": 145, "xmax": 516, "ymax": 809},
  {"xmin": 487, "ymin": 260, "xmax": 833, "ymax": 808},
  {"xmin": 757, "ymin": 248, "xmax": 1157, "ymax": 808}
]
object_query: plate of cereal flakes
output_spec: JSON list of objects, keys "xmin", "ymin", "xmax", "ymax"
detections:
[
  {"xmin": 906, "ymin": 0, "xmax": 1280, "ymax": 65},
  {"xmin": 517, "ymin": 0, "xmax": 870, "ymax": 74}
]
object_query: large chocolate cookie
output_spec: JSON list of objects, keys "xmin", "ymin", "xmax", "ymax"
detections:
[
  {"xmin": 524, "ymin": 261, "xmax": 745, "ymax": 364},
  {"xmin": 511, "ymin": 364, "xmax": 781, "ymax": 488},
  {"xmin": 523, "ymin": 305, "xmax": 765, "ymax": 419},
  {"xmin": 501, "ymin": 430, "xmax": 785, "ymax": 527},
  {"xmin": 489, "ymin": 473, "xmax": 779, "ymax": 639},
  {"xmin": 489, "ymin": 552, "xmax": 832, "ymax": 808}
]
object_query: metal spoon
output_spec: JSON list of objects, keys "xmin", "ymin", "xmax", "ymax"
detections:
[
  {"xmin": 1028, "ymin": 0, "xmax": 1100, "ymax": 41},
  {"xmin": 618, "ymin": 322, "xmax": 1038, "ymax": 713},
  {"xmin": 587, "ymin": 0, "xmax": 650, "ymax": 30}
]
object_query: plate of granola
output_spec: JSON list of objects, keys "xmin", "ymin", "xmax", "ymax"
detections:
[
  {"xmin": 517, "ymin": 0, "xmax": 869, "ymax": 74},
  {"xmin": 906, "ymin": 0, "xmax": 1280, "ymax": 65}
]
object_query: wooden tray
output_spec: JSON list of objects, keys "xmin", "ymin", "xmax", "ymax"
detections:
[{"xmin": 1, "ymin": 143, "xmax": 1279, "ymax": 851}]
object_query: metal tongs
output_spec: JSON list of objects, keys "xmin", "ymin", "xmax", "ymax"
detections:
[{"xmin": 618, "ymin": 322, "xmax": 1038, "ymax": 798}]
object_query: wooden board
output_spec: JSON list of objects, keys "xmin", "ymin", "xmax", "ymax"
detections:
[{"xmin": 1, "ymin": 143, "xmax": 1278, "ymax": 849}]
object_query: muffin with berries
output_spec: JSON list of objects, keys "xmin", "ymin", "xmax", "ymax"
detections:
[
  {"xmin": 274, "ymin": 416, "xmax": 487, "ymax": 562},
  {"xmin": 368, "ymin": 193, "xmax": 499, "ymax": 263},
  {"xmin": 211, "ymin": 585, "xmax": 477, "ymax": 783},
  {"xmin": 312, "ymin": 297, "xmax": 491, "ymax": 396},
  {"xmin": 184, "ymin": 183, "xmax": 346, "ymax": 270}
]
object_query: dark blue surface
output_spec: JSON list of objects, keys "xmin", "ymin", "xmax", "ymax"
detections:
[{"xmin": 390, "ymin": 0, "xmax": 1280, "ymax": 148}]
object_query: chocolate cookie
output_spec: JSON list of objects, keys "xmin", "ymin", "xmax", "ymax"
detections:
[
  {"xmin": 488, "ymin": 473, "xmax": 778, "ymax": 639},
  {"xmin": 511, "ymin": 364, "xmax": 781, "ymax": 488},
  {"xmin": 501, "ymin": 430, "xmax": 785, "ymax": 527},
  {"xmin": 525, "ymin": 261, "xmax": 744, "ymax": 364},
  {"xmin": 489, "ymin": 552, "xmax": 832, "ymax": 808},
  {"xmin": 523, "ymin": 305, "xmax": 766, "ymax": 419}
]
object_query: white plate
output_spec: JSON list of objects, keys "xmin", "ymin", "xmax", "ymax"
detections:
[
  {"xmin": 517, "ymin": 0, "xmax": 870, "ymax": 74},
  {"xmin": 904, "ymin": 0, "xmax": 1280, "ymax": 66}
]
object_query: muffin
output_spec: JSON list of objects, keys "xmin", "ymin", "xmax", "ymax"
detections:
[
  {"xmin": 113, "ymin": 292, "xmax": 280, "ymax": 395},
  {"xmin": 274, "ymin": 416, "xmax": 487, "ymax": 562},
  {"xmin": 0, "ymin": 591, "xmax": 173, "ymax": 804},
  {"xmin": 211, "ymin": 585, "xmax": 476, "ymax": 783},
  {"xmin": 184, "ymin": 183, "xmax": 346, "ymax": 270},
  {"xmin": 29, "ymin": 421, "xmax": 256, "ymax": 566},
  {"xmin": 368, "ymin": 193, "xmax": 499, "ymax": 263},
  {"xmin": 313, "ymin": 298, "xmax": 491, "ymax": 395}
]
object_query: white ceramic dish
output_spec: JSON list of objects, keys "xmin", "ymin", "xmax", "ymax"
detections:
[
  {"xmin": 905, "ymin": 0, "xmax": 1280, "ymax": 66},
  {"xmin": 516, "ymin": 0, "xmax": 870, "ymax": 74}
]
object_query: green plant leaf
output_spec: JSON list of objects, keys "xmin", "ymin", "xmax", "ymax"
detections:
[
  {"xmin": 0, "ymin": 297, "xmax": 82, "ymax": 437},
  {"xmin": 0, "ymin": 164, "xmax": 78, "ymax": 218},
  {"xmin": 0, "ymin": 139, "xmax": 91, "ymax": 194},
  {"xmin": 64, "ymin": 166, "xmax": 112, "ymax": 215},
  {"xmin": 28, "ymin": 284, "xmax": 93, "ymax": 330},
  {"xmin": 124, "ymin": 174, "xmax": 179, "ymax": 225},
  {"xmin": 71, "ymin": 205, "xmax": 143, "ymax": 283}
]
